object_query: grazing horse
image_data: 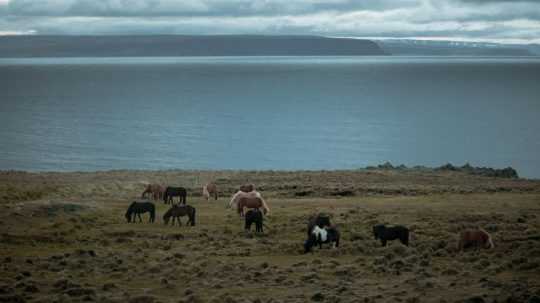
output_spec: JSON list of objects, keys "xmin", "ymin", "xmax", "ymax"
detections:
[
  {"xmin": 229, "ymin": 190, "xmax": 270, "ymax": 215},
  {"xmin": 304, "ymin": 225, "xmax": 340, "ymax": 253},
  {"xmin": 237, "ymin": 196, "xmax": 269, "ymax": 217},
  {"xmin": 307, "ymin": 214, "xmax": 332, "ymax": 236},
  {"xmin": 203, "ymin": 183, "xmax": 218, "ymax": 201},
  {"xmin": 163, "ymin": 204, "xmax": 196, "ymax": 226},
  {"xmin": 245, "ymin": 209, "xmax": 263, "ymax": 232},
  {"xmin": 373, "ymin": 224, "xmax": 409, "ymax": 247},
  {"xmin": 125, "ymin": 200, "xmax": 155, "ymax": 223},
  {"xmin": 141, "ymin": 183, "xmax": 165, "ymax": 201},
  {"xmin": 163, "ymin": 186, "xmax": 187, "ymax": 205},
  {"xmin": 457, "ymin": 228, "xmax": 494, "ymax": 251}
]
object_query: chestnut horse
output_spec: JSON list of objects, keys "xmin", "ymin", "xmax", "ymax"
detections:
[
  {"xmin": 230, "ymin": 190, "xmax": 269, "ymax": 215},
  {"xmin": 141, "ymin": 183, "xmax": 165, "ymax": 201},
  {"xmin": 237, "ymin": 196, "xmax": 268, "ymax": 217},
  {"xmin": 457, "ymin": 228, "xmax": 494, "ymax": 251},
  {"xmin": 203, "ymin": 183, "xmax": 218, "ymax": 201}
]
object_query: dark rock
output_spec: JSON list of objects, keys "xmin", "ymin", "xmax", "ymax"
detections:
[
  {"xmin": 311, "ymin": 292, "xmax": 325, "ymax": 302},
  {"xmin": 128, "ymin": 296, "xmax": 156, "ymax": 303},
  {"xmin": 0, "ymin": 294, "xmax": 25, "ymax": 302},
  {"xmin": 528, "ymin": 296, "xmax": 540, "ymax": 303},
  {"xmin": 464, "ymin": 296, "xmax": 485, "ymax": 303},
  {"xmin": 64, "ymin": 287, "xmax": 96, "ymax": 297},
  {"xmin": 54, "ymin": 279, "xmax": 80, "ymax": 290},
  {"xmin": 24, "ymin": 285, "xmax": 39, "ymax": 293},
  {"xmin": 102, "ymin": 283, "xmax": 116, "ymax": 291}
]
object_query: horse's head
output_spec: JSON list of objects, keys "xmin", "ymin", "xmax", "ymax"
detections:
[
  {"xmin": 163, "ymin": 214, "xmax": 170, "ymax": 225},
  {"xmin": 373, "ymin": 224, "xmax": 385, "ymax": 240},
  {"xmin": 240, "ymin": 184, "xmax": 255, "ymax": 193},
  {"xmin": 315, "ymin": 215, "xmax": 331, "ymax": 229},
  {"xmin": 304, "ymin": 234, "xmax": 317, "ymax": 253},
  {"xmin": 125, "ymin": 211, "xmax": 131, "ymax": 223}
]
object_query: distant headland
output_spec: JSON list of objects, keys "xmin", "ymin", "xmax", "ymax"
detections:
[{"xmin": 0, "ymin": 35, "xmax": 386, "ymax": 58}]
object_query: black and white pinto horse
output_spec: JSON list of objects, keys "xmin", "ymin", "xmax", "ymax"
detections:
[{"xmin": 304, "ymin": 225, "xmax": 340, "ymax": 253}]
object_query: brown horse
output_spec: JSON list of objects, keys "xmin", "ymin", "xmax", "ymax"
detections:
[
  {"xmin": 141, "ymin": 183, "xmax": 165, "ymax": 201},
  {"xmin": 230, "ymin": 190, "xmax": 270, "ymax": 215},
  {"xmin": 163, "ymin": 204, "xmax": 196, "ymax": 226},
  {"xmin": 457, "ymin": 228, "xmax": 494, "ymax": 251},
  {"xmin": 237, "ymin": 196, "xmax": 268, "ymax": 217},
  {"xmin": 203, "ymin": 183, "xmax": 218, "ymax": 201}
]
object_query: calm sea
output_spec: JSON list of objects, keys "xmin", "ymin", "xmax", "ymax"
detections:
[{"xmin": 1, "ymin": 56, "xmax": 539, "ymax": 178}]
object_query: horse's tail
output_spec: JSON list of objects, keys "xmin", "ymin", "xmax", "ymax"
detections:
[
  {"xmin": 162, "ymin": 188, "xmax": 168, "ymax": 202},
  {"xmin": 150, "ymin": 204, "xmax": 155, "ymax": 223},
  {"xmin": 229, "ymin": 191, "xmax": 240, "ymax": 209},
  {"xmin": 456, "ymin": 231, "xmax": 464, "ymax": 251},
  {"xmin": 191, "ymin": 207, "xmax": 196, "ymax": 226},
  {"xmin": 479, "ymin": 227, "xmax": 494, "ymax": 249},
  {"xmin": 163, "ymin": 208, "xmax": 170, "ymax": 225},
  {"xmin": 203, "ymin": 185, "xmax": 209, "ymax": 200},
  {"xmin": 261, "ymin": 199, "xmax": 270, "ymax": 216},
  {"xmin": 125, "ymin": 202, "xmax": 134, "ymax": 222}
]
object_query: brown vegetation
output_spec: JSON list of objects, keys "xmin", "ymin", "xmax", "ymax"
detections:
[{"xmin": 0, "ymin": 169, "xmax": 539, "ymax": 302}]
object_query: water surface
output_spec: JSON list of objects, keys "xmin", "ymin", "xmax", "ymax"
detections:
[{"xmin": 1, "ymin": 56, "xmax": 539, "ymax": 177}]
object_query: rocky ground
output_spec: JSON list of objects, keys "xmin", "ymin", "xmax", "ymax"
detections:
[{"xmin": 0, "ymin": 169, "xmax": 539, "ymax": 303}]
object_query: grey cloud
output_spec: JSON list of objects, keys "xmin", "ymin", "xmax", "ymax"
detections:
[
  {"xmin": 0, "ymin": 0, "xmax": 539, "ymax": 44},
  {"xmin": 3, "ymin": 0, "xmax": 417, "ymax": 17}
]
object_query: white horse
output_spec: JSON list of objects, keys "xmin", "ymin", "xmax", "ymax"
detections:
[{"xmin": 202, "ymin": 183, "xmax": 218, "ymax": 201}]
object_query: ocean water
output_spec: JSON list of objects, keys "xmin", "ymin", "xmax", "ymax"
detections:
[{"xmin": 1, "ymin": 56, "xmax": 539, "ymax": 178}]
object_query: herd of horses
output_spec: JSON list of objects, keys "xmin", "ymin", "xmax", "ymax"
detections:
[{"xmin": 128, "ymin": 182, "xmax": 495, "ymax": 254}]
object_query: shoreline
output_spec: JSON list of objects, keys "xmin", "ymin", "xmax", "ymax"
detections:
[{"xmin": 1, "ymin": 166, "xmax": 539, "ymax": 204}]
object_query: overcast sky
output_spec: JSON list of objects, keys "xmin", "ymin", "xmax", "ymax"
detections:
[{"xmin": 0, "ymin": 0, "xmax": 539, "ymax": 44}]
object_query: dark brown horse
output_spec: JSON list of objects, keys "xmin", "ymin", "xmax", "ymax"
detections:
[
  {"xmin": 163, "ymin": 204, "xmax": 196, "ymax": 226},
  {"xmin": 125, "ymin": 200, "xmax": 155, "ymax": 223},
  {"xmin": 373, "ymin": 224, "xmax": 410, "ymax": 247},
  {"xmin": 141, "ymin": 183, "xmax": 165, "ymax": 201},
  {"xmin": 457, "ymin": 228, "xmax": 494, "ymax": 251},
  {"xmin": 163, "ymin": 186, "xmax": 187, "ymax": 205},
  {"xmin": 237, "ymin": 196, "xmax": 267, "ymax": 217},
  {"xmin": 203, "ymin": 183, "xmax": 218, "ymax": 201}
]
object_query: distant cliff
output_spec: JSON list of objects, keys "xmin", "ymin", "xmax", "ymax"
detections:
[
  {"xmin": 0, "ymin": 35, "xmax": 386, "ymax": 57},
  {"xmin": 376, "ymin": 39, "xmax": 535, "ymax": 56}
]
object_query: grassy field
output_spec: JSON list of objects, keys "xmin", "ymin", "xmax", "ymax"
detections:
[{"xmin": 1, "ymin": 169, "xmax": 539, "ymax": 303}]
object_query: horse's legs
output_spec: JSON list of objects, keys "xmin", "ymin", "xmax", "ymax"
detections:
[
  {"xmin": 381, "ymin": 239, "xmax": 387, "ymax": 247},
  {"xmin": 137, "ymin": 213, "xmax": 142, "ymax": 223}
]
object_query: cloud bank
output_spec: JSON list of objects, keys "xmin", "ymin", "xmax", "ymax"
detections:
[{"xmin": 0, "ymin": 0, "xmax": 539, "ymax": 43}]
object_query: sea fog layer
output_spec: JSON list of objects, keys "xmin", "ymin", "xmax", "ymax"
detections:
[{"xmin": 0, "ymin": 56, "xmax": 539, "ymax": 177}]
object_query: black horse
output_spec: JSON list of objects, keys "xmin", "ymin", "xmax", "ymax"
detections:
[
  {"xmin": 245, "ymin": 209, "xmax": 263, "ymax": 232},
  {"xmin": 373, "ymin": 224, "xmax": 409, "ymax": 246},
  {"xmin": 125, "ymin": 200, "xmax": 155, "ymax": 223},
  {"xmin": 304, "ymin": 225, "xmax": 340, "ymax": 253},
  {"xmin": 307, "ymin": 214, "xmax": 331, "ymax": 236},
  {"xmin": 163, "ymin": 204, "xmax": 196, "ymax": 226},
  {"xmin": 163, "ymin": 186, "xmax": 187, "ymax": 205}
]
